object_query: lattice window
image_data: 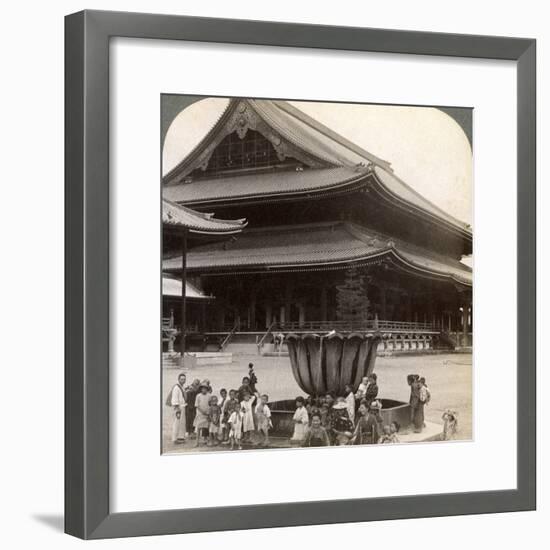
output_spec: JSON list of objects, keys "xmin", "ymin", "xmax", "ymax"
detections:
[{"xmin": 191, "ymin": 130, "xmax": 302, "ymax": 178}]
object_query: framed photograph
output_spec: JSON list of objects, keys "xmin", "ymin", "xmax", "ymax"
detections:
[{"xmin": 65, "ymin": 10, "xmax": 536, "ymax": 539}]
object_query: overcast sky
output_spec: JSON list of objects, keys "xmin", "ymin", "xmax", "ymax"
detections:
[{"xmin": 163, "ymin": 98, "xmax": 473, "ymax": 228}]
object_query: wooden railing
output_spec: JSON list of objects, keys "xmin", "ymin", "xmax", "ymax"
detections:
[
  {"xmin": 257, "ymin": 319, "xmax": 277, "ymax": 353},
  {"xmin": 277, "ymin": 319, "xmax": 437, "ymax": 333},
  {"xmin": 218, "ymin": 321, "xmax": 239, "ymax": 351}
]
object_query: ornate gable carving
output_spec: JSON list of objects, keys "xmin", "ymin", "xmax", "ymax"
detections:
[{"xmin": 176, "ymin": 100, "xmax": 330, "ymax": 182}]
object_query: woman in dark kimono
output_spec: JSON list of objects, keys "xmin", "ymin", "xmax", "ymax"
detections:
[
  {"xmin": 407, "ymin": 374, "xmax": 422, "ymax": 431},
  {"xmin": 352, "ymin": 401, "xmax": 383, "ymax": 444},
  {"xmin": 363, "ymin": 373, "xmax": 379, "ymax": 409}
]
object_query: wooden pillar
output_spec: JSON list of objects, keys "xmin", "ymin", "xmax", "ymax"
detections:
[
  {"xmin": 320, "ymin": 285, "xmax": 328, "ymax": 322},
  {"xmin": 179, "ymin": 230, "xmax": 188, "ymax": 366},
  {"xmin": 200, "ymin": 302, "xmax": 206, "ymax": 332},
  {"xmin": 462, "ymin": 303, "xmax": 469, "ymax": 345},
  {"xmin": 168, "ymin": 309, "xmax": 175, "ymax": 353},
  {"xmin": 284, "ymin": 278, "xmax": 292, "ymax": 326},
  {"xmin": 250, "ymin": 289, "xmax": 256, "ymax": 330},
  {"xmin": 298, "ymin": 303, "xmax": 305, "ymax": 327},
  {"xmin": 265, "ymin": 302, "xmax": 272, "ymax": 329},
  {"xmin": 379, "ymin": 285, "xmax": 387, "ymax": 320},
  {"xmin": 406, "ymin": 294, "xmax": 412, "ymax": 322}
]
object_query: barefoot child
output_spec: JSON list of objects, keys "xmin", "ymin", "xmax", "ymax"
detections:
[
  {"xmin": 227, "ymin": 403, "xmax": 243, "ymax": 450},
  {"xmin": 240, "ymin": 391, "xmax": 256, "ymax": 443},
  {"xmin": 378, "ymin": 424, "xmax": 399, "ymax": 444},
  {"xmin": 255, "ymin": 394, "xmax": 272, "ymax": 446},
  {"xmin": 194, "ymin": 383, "xmax": 211, "ymax": 447},
  {"xmin": 442, "ymin": 409, "xmax": 458, "ymax": 440},
  {"xmin": 291, "ymin": 396, "xmax": 309, "ymax": 443},
  {"xmin": 208, "ymin": 395, "xmax": 222, "ymax": 446}
]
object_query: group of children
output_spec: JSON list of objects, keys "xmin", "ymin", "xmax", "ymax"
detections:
[
  {"xmin": 169, "ymin": 363, "xmax": 274, "ymax": 450},
  {"xmin": 170, "ymin": 366, "xmax": 459, "ymax": 450},
  {"xmin": 291, "ymin": 373, "xmax": 401, "ymax": 447}
]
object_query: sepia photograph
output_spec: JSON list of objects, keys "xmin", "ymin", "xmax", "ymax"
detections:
[{"xmin": 161, "ymin": 96, "xmax": 473, "ymax": 454}]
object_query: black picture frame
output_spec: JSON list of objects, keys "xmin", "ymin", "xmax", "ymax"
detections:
[{"xmin": 65, "ymin": 9, "xmax": 536, "ymax": 539}]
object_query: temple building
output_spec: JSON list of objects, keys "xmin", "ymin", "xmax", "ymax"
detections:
[
  {"xmin": 161, "ymin": 198, "xmax": 246, "ymax": 356},
  {"xmin": 162, "ymin": 99, "xmax": 472, "ymax": 353}
]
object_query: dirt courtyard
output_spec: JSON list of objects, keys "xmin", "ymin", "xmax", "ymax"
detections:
[{"xmin": 162, "ymin": 352, "xmax": 472, "ymax": 453}]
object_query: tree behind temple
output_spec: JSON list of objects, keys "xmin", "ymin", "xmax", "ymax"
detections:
[{"xmin": 336, "ymin": 267, "xmax": 370, "ymax": 324}]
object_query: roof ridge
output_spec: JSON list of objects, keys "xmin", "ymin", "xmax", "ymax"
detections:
[
  {"xmin": 162, "ymin": 198, "xmax": 247, "ymax": 226},
  {"xmin": 345, "ymin": 221, "xmax": 472, "ymax": 271},
  {"xmin": 271, "ymin": 100, "xmax": 392, "ymax": 171},
  {"xmin": 373, "ymin": 166, "xmax": 472, "ymax": 234}
]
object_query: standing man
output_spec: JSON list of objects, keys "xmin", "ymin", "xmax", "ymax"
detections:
[{"xmin": 170, "ymin": 373, "xmax": 187, "ymax": 444}]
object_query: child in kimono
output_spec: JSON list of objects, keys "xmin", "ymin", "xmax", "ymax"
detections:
[
  {"xmin": 208, "ymin": 395, "xmax": 222, "ymax": 446},
  {"xmin": 363, "ymin": 374, "xmax": 379, "ymax": 409},
  {"xmin": 291, "ymin": 396, "xmax": 309, "ymax": 443},
  {"xmin": 248, "ymin": 363, "xmax": 258, "ymax": 393},
  {"xmin": 255, "ymin": 394, "xmax": 272, "ymax": 446},
  {"xmin": 378, "ymin": 424, "xmax": 399, "ymax": 444},
  {"xmin": 219, "ymin": 388, "xmax": 228, "ymax": 410},
  {"xmin": 227, "ymin": 403, "xmax": 243, "ymax": 450},
  {"xmin": 351, "ymin": 403, "xmax": 370, "ymax": 445},
  {"xmin": 305, "ymin": 395, "xmax": 314, "ymax": 419},
  {"xmin": 442, "ymin": 409, "xmax": 458, "ymax": 440},
  {"xmin": 194, "ymin": 383, "xmax": 211, "ymax": 447},
  {"xmin": 221, "ymin": 389, "xmax": 236, "ymax": 442},
  {"xmin": 331, "ymin": 397, "xmax": 354, "ymax": 445},
  {"xmin": 419, "ymin": 377, "xmax": 431, "ymax": 405},
  {"xmin": 355, "ymin": 376, "xmax": 369, "ymax": 399},
  {"xmin": 344, "ymin": 384, "xmax": 355, "ymax": 425},
  {"xmin": 240, "ymin": 391, "xmax": 256, "ymax": 443},
  {"xmin": 303, "ymin": 413, "xmax": 330, "ymax": 447}
]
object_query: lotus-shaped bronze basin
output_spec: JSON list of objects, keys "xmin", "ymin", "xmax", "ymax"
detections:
[{"xmin": 285, "ymin": 332, "xmax": 381, "ymax": 396}]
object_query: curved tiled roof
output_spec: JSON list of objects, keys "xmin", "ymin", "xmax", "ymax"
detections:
[
  {"xmin": 163, "ymin": 222, "xmax": 472, "ymax": 286},
  {"xmin": 162, "ymin": 166, "xmax": 368, "ymax": 205},
  {"xmin": 162, "ymin": 274, "xmax": 212, "ymax": 299},
  {"xmin": 250, "ymin": 100, "xmax": 392, "ymax": 170},
  {"xmin": 162, "ymin": 199, "xmax": 246, "ymax": 235},
  {"xmin": 163, "ymin": 98, "xmax": 471, "ymax": 239},
  {"xmin": 372, "ymin": 166, "xmax": 471, "ymax": 236}
]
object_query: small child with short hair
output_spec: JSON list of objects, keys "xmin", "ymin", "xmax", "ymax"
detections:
[
  {"xmin": 379, "ymin": 422, "xmax": 400, "ymax": 444},
  {"xmin": 248, "ymin": 363, "xmax": 258, "ymax": 393},
  {"xmin": 344, "ymin": 384, "xmax": 355, "ymax": 425},
  {"xmin": 442, "ymin": 409, "xmax": 458, "ymax": 440},
  {"xmin": 355, "ymin": 376, "xmax": 369, "ymax": 399},
  {"xmin": 208, "ymin": 395, "xmax": 222, "ymax": 446},
  {"xmin": 419, "ymin": 377, "xmax": 431, "ymax": 405},
  {"xmin": 240, "ymin": 391, "xmax": 256, "ymax": 443},
  {"xmin": 221, "ymin": 389, "xmax": 237, "ymax": 442},
  {"xmin": 194, "ymin": 383, "xmax": 211, "ymax": 447},
  {"xmin": 227, "ymin": 402, "xmax": 243, "ymax": 450},
  {"xmin": 255, "ymin": 394, "xmax": 272, "ymax": 446},
  {"xmin": 291, "ymin": 396, "xmax": 309, "ymax": 442}
]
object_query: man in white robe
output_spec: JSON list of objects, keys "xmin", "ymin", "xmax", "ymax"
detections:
[{"xmin": 171, "ymin": 373, "xmax": 187, "ymax": 443}]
